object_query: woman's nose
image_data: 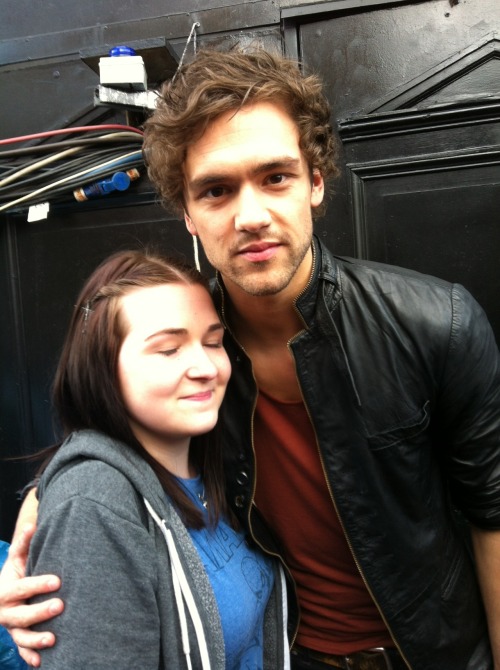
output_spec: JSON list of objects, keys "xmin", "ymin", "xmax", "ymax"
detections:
[{"xmin": 186, "ymin": 347, "xmax": 219, "ymax": 378}]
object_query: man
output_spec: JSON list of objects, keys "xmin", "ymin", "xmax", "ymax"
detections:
[{"xmin": 1, "ymin": 48, "xmax": 500, "ymax": 670}]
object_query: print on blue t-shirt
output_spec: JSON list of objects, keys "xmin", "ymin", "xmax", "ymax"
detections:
[{"xmin": 176, "ymin": 476, "xmax": 274, "ymax": 670}]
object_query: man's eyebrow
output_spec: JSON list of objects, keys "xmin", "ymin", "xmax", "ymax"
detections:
[
  {"xmin": 187, "ymin": 157, "xmax": 302, "ymax": 192},
  {"xmin": 256, "ymin": 157, "xmax": 301, "ymax": 173},
  {"xmin": 187, "ymin": 174, "xmax": 230, "ymax": 192}
]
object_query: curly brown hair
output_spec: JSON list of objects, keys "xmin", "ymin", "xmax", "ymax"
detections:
[{"xmin": 143, "ymin": 48, "xmax": 339, "ymax": 217}]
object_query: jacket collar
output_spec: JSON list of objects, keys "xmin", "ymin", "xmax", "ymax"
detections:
[
  {"xmin": 212, "ymin": 234, "xmax": 340, "ymax": 328},
  {"xmin": 295, "ymin": 235, "xmax": 339, "ymax": 325}
]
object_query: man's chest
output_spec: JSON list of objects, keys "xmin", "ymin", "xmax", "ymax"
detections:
[{"xmin": 249, "ymin": 344, "xmax": 302, "ymax": 402}]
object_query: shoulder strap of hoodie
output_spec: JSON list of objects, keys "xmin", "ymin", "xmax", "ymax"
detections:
[{"xmin": 143, "ymin": 497, "xmax": 212, "ymax": 670}]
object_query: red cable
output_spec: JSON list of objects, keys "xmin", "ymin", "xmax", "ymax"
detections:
[{"xmin": 0, "ymin": 124, "xmax": 144, "ymax": 146}]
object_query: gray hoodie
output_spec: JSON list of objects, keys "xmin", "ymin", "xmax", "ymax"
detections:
[{"xmin": 27, "ymin": 430, "xmax": 289, "ymax": 669}]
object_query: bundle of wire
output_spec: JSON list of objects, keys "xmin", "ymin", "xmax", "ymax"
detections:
[{"xmin": 0, "ymin": 124, "xmax": 145, "ymax": 214}]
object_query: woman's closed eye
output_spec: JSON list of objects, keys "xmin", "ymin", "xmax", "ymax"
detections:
[
  {"xmin": 204, "ymin": 340, "xmax": 224, "ymax": 349},
  {"xmin": 159, "ymin": 348, "xmax": 178, "ymax": 357}
]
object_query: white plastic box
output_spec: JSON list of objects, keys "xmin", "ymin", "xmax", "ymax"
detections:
[{"xmin": 99, "ymin": 55, "xmax": 147, "ymax": 91}]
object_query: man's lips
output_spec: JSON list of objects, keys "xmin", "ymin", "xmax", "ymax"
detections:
[{"xmin": 237, "ymin": 242, "xmax": 281, "ymax": 263}]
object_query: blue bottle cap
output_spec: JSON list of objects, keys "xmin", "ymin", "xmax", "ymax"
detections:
[{"xmin": 108, "ymin": 45, "xmax": 137, "ymax": 57}]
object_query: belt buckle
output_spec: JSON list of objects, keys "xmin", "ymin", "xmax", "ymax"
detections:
[{"xmin": 345, "ymin": 648, "xmax": 393, "ymax": 670}]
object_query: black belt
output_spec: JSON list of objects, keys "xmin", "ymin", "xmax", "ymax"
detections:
[{"xmin": 291, "ymin": 644, "xmax": 405, "ymax": 670}]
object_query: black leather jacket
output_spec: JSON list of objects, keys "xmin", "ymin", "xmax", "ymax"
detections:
[{"xmin": 213, "ymin": 236, "xmax": 500, "ymax": 670}]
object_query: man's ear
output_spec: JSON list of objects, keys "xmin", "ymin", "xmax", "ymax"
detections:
[
  {"xmin": 311, "ymin": 169, "xmax": 325, "ymax": 209},
  {"xmin": 184, "ymin": 211, "xmax": 197, "ymax": 236}
]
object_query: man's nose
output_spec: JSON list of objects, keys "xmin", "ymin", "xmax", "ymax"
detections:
[{"xmin": 234, "ymin": 186, "xmax": 272, "ymax": 232}]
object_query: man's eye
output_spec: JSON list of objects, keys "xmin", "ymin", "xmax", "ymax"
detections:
[
  {"xmin": 205, "ymin": 186, "xmax": 227, "ymax": 199},
  {"xmin": 268, "ymin": 174, "xmax": 286, "ymax": 185}
]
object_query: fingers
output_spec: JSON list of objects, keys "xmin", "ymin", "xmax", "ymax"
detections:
[
  {"xmin": 10, "ymin": 523, "xmax": 36, "ymax": 561},
  {"xmin": 0, "ymin": 524, "xmax": 37, "ymax": 586},
  {"xmin": 11, "ymin": 490, "xmax": 39, "ymax": 546},
  {"xmin": 6, "ymin": 598, "xmax": 63, "ymax": 668},
  {"xmin": 0, "ymin": 575, "xmax": 61, "ymax": 615},
  {"xmin": 0, "ymin": 575, "xmax": 62, "ymax": 635},
  {"xmin": 19, "ymin": 647, "xmax": 42, "ymax": 668},
  {"xmin": 2, "ymin": 595, "xmax": 64, "ymax": 629},
  {"xmin": 11, "ymin": 626, "xmax": 56, "ymax": 650},
  {"xmin": 0, "ymin": 503, "xmax": 60, "ymax": 668},
  {"xmin": 14, "ymin": 626, "xmax": 56, "ymax": 666}
]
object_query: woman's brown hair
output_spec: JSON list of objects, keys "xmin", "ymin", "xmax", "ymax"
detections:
[{"xmin": 50, "ymin": 249, "xmax": 231, "ymax": 529}]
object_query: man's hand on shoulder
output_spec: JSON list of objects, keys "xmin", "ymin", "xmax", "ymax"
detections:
[{"xmin": 0, "ymin": 519, "xmax": 63, "ymax": 667}]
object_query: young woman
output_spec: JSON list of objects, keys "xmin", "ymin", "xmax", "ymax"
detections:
[{"xmin": 27, "ymin": 250, "xmax": 289, "ymax": 670}]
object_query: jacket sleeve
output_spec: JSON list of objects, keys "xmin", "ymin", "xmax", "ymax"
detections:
[
  {"xmin": 437, "ymin": 283, "xmax": 500, "ymax": 529},
  {"xmin": 28, "ymin": 463, "xmax": 163, "ymax": 670}
]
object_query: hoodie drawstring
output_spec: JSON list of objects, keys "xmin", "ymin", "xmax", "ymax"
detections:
[
  {"xmin": 279, "ymin": 565, "xmax": 291, "ymax": 670},
  {"xmin": 143, "ymin": 497, "xmax": 212, "ymax": 670}
]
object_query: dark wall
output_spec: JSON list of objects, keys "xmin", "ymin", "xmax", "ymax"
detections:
[
  {"xmin": 0, "ymin": 0, "xmax": 284, "ymax": 541},
  {"xmin": 1, "ymin": 0, "xmax": 499, "ymax": 540}
]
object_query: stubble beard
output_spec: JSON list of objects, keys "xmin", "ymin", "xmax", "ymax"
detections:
[{"xmin": 224, "ymin": 239, "xmax": 311, "ymax": 297}]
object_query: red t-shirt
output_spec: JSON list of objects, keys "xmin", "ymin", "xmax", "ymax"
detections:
[{"xmin": 253, "ymin": 390, "xmax": 393, "ymax": 654}]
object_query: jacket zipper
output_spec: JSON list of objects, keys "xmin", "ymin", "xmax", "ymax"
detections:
[
  {"xmin": 217, "ymin": 277, "xmax": 296, "ymax": 652},
  {"xmin": 288, "ymin": 261, "xmax": 413, "ymax": 669},
  {"xmin": 291, "ymin": 383, "xmax": 412, "ymax": 669}
]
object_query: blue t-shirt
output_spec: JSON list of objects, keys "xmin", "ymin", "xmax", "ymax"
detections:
[
  {"xmin": 176, "ymin": 477, "xmax": 274, "ymax": 670},
  {"xmin": 0, "ymin": 542, "xmax": 28, "ymax": 670}
]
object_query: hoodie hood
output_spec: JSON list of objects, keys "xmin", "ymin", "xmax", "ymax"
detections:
[{"xmin": 38, "ymin": 429, "xmax": 168, "ymax": 516}]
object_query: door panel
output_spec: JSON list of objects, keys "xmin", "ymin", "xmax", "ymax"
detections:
[{"xmin": 295, "ymin": 0, "xmax": 500, "ymax": 341}]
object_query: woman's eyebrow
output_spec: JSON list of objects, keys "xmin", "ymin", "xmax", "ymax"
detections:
[
  {"xmin": 145, "ymin": 322, "xmax": 223, "ymax": 342},
  {"xmin": 145, "ymin": 328, "xmax": 187, "ymax": 342}
]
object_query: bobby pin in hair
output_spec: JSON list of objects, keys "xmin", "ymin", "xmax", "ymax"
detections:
[{"xmin": 81, "ymin": 301, "xmax": 93, "ymax": 322}]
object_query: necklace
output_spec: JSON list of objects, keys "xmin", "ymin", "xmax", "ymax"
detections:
[
  {"xmin": 176, "ymin": 475, "xmax": 209, "ymax": 510},
  {"xmin": 198, "ymin": 488, "xmax": 208, "ymax": 509}
]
